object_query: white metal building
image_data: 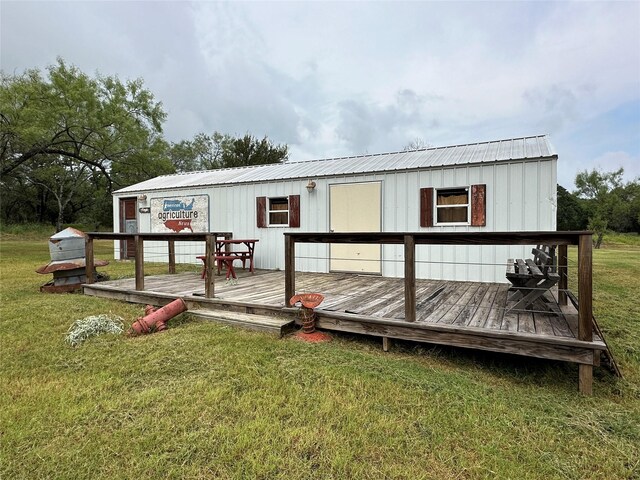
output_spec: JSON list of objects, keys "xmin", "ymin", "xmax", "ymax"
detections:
[{"xmin": 112, "ymin": 135, "xmax": 557, "ymax": 283}]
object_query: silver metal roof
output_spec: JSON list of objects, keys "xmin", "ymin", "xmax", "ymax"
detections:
[{"xmin": 115, "ymin": 135, "xmax": 556, "ymax": 194}]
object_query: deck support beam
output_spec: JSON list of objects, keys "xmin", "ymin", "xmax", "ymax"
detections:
[
  {"xmin": 579, "ymin": 364, "xmax": 593, "ymax": 395},
  {"xmin": 404, "ymin": 235, "xmax": 416, "ymax": 322},
  {"xmin": 205, "ymin": 234, "xmax": 215, "ymax": 298},
  {"xmin": 284, "ymin": 235, "xmax": 295, "ymax": 307},
  {"xmin": 168, "ymin": 239, "xmax": 176, "ymax": 274},
  {"xmin": 578, "ymin": 234, "xmax": 593, "ymax": 394},
  {"xmin": 135, "ymin": 235, "xmax": 144, "ymax": 291},
  {"xmin": 558, "ymin": 244, "xmax": 567, "ymax": 306},
  {"xmin": 85, "ymin": 236, "xmax": 94, "ymax": 284}
]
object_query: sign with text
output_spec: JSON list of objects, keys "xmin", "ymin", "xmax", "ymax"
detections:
[{"xmin": 150, "ymin": 195, "xmax": 209, "ymax": 233}]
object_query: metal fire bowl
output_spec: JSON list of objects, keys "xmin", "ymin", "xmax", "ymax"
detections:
[{"xmin": 36, "ymin": 258, "xmax": 108, "ymax": 274}]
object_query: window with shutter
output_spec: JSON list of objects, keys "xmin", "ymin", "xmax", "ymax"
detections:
[
  {"xmin": 256, "ymin": 197, "xmax": 266, "ymax": 228},
  {"xmin": 420, "ymin": 187, "xmax": 433, "ymax": 227},
  {"xmin": 257, "ymin": 195, "xmax": 301, "ymax": 227},
  {"xmin": 420, "ymin": 184, "xmax": 486, "ymax": 227},
  {"xmin": 268, "ymin": 197, "xmax": 289, "ymax": 225},
  {"xmin": 289, "ymin": 195, "xmax": 300, "ymax": 228},
  {"xmin": 435, "ymin": 187, "xmax": 470, "ymax": 224},
  {"xmin": 470, "ymin": 184, "xmax": 486, "ymax": 226}
]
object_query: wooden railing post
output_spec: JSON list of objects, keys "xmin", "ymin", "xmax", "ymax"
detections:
[
  {"xmin": 224, "ymin": 233, "xmax": 231, "ymax": 255},
  {"xmin": 558, "ymin": 244, "xmax": 568, "ymax": 306},
  {"xmin": 284, "ymin": 235, "xmax": 295, "ymax": 307},
  {"xmin": 135, "ymin": 235, "xmax": 144, "ymax": 291},
  {"xmin": 578, "ymin": 233, "xmax": 593, "ymax": 395},
  {"xmin": 168, "ymin": 238, "xmax": 176, "ymax": 274},
  {"xmin": 205, "ymin": 234, "xmax": 215, "ymax": 298},
  {"xmin": 85, "ymin": 235, "xmax": 94, "ymax": 284},
  {"xmin": 404, "ymin": 234, "xmax": 416, "ymax": 322}
]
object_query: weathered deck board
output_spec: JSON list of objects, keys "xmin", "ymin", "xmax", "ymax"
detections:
[
  {"xmin": 416, "ymin": 283, "xmax": 457, "ymax": 322},
  {"xmin": 425, "ymin": 282, "xmax": 473, "ymax": 323},
  {"xmin": 83, "ymin": 270, "xmax": 610, "ymax": 370},
  {"xmin": 348, "ymin": 280, "xmax": 400, "ymax": 316},
  {"xmin": 534, "ymin": 313, "xmax": 556, "ymax": 336},
  {"xmin": 551, "ymin": 314, "xmax": 574, "ymax": 338},
  {"xmin": 484, "ymin": 287, "xmax": 508, "ymax": 330},
  {"xmin": 501, "ymin": 309, "xmax": 519, "ymax": 332},
  {"xmin": 438, "ymin": 283, "xmax": 479, "ymax": 324},
  {"xmin": 451, "ymin": 284, "xmax": 489, "ymax": 326},
  {"xmin": 322, "ymin": 276, "xmax": 384, "ymax": 313},
  {"xmin": 518, "ymin": 311, "xmax": 536, "ymax": 334},
  {"xmin": 86, "ymin": 270, "xmax": 588, "ymax": 344},
  {"xmin": 467, "ymin": 284, "xmax": 500, "ymax": 328}
]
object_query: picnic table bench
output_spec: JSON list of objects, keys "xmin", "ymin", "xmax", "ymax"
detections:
[
  {"xmin": 506, "ymin": 245, "xmax": 560, "ymax": 312},
  {"xmin": 196, "ymin": 239, "xmax": 259, "ymax": 285},
  {"xmin": 214, "ymin": 239, "xmax": 258, "ymax": 275}
]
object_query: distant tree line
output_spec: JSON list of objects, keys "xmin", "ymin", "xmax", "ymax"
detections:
[
  {"xmin": 0, "ymin": 59, "xmax": 288, "ymax": 231},
  {"xmin": 558, "ymin": 168, "xmax": 640, "ymax": 247}
]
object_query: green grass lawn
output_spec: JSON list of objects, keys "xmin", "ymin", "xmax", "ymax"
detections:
[{"xmin": 1, "ymin": 232, "xmax": 639, "ymax": 479}]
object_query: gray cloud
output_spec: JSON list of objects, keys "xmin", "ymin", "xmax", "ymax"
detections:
[
  {"xmin": 336, "ymin": 89, "xmax": 443, "ymax": 153},
  {"xmin": 523, "ymin": 84, "xmax": 585, "ymax": 132},
  {"xmin": 1, "ymin": 1, "xmax": 638, "ymax": 186}
]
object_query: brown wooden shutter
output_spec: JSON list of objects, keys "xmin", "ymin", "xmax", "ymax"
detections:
[
  {"xmin": 289, "ymin": 195, "xmax": 300, "ymax": 228},
  {"xmin": 256, "ymin": 196, "xmax": 267, "ymax": 228},
  {"xmin": 470, "ymin": 184, "xmax": 486, "ymax": 226},
  {"xmin": 420, "ymin": 187, "xmax": 433, "ymax": 227}
]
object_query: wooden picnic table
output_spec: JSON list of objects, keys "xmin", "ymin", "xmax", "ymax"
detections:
[
  {"xmin": 215, "ymin": 239, "xmax": 259, "ymax": 274},
  {"xmin": 197, "ymin": 239, "xmax": 259, "ymax": 281}
]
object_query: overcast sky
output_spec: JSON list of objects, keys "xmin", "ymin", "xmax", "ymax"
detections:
[{"xmin": 2, "ymin": 1, "xmax": 639, "ymax": 187}]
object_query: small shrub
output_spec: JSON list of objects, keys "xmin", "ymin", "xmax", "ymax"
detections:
[{"xmin": 65, "ymin": 314, "xmax": 125, "ymax": 347}]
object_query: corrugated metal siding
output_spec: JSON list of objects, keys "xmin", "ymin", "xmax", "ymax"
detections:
[
  {"xmin": 113, "ymin": 157, "xmax": 557, "ymax": 282},
  {"xmin": 115, "ymin": 135, "xmax": 556, "ymax": 194}
]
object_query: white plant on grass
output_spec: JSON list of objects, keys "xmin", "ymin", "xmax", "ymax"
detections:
[{"xmin": 65, "ymin": 314, "xmax": 125, "ymax": 347}]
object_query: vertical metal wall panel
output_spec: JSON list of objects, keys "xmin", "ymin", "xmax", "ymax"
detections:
[
  {"xmin": 382, "ymin": 173, "xmax": 396, "ymax": 277},
  {"xmin": 524, "ymin": 161, "xmax": 539, "ymax": 228},
  {"xmin": 539, "ymin": 159, "xmax": 557, "ymax": 230},
  {"xmin": 493, "ymin": 164, "xmax": 511, "ymax": 281},
  {"xmin": 468, "ymin": 165, "xmax": 482, "ymax": 281},
  {"xmin": 112, "ymin": 199, "xmax": 121, "ymax": 260},
  {"xmin": 509, "ymin": 162, "xmax": 524, "ymax": 231},
  {"xmin": 113, "ymin": 158, "xmax": 557, "ymax": 283}
]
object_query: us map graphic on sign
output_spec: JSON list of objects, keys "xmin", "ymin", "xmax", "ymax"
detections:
[{"xmin": 150, "ymin": 195, "xmax": 209, "ymax": 233}]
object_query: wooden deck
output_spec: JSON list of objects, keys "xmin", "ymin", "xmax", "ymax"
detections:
[{"xmin": 83, "ymin": 270, "xmax": 606, "ymax": 366}]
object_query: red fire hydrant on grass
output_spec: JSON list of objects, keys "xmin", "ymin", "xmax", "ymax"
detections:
[{"xmin": 128, "ymin": 298, "xmax": 188, "ymax": 336}]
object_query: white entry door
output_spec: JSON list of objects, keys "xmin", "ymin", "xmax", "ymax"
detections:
[{"xmin": 330, "ymin": 182, "xmax": 382, "ymax": 274}]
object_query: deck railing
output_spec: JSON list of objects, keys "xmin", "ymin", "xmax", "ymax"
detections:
[
  {"xmin": 84, "ymin": 232, "xmax": 232, "ymax": 298},
  {"xmin": 284, "ymin": 231, "xmax": 594, "ymax": 393}
]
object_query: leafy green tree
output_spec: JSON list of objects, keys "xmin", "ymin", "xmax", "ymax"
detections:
[
  {"xmin": 171, "ymin": 132, "xmax": 288, "ymax": 172},
  {"xmin": 557, "ymin": 185, "xmax": 587, "ymax": 231},
  {"xmin": 223, "ymin": 133, "xmax": 288, "ymax": 167},
  {"xmin": 625, "ymin": 181, "xmax": 640, "ymax": 232},
  {"xmin": 23, "ymin": 156, "xmax": 91, "ymax": 231},
  {"xmin": 575, "ymin": 168, "xmax": 624, "ymax": 202},
  {"xmin": 170, "ymin": 132, "xmax": 227, "ymax": 172},
  {"xmin": 0, "ymin": 58, "xmax": 174, "ymax": 228},
  {"xmin": 0, "ymin": 172, "xmax": 40, "ymax": 223},
  {"xmin": 574, "ymin": 167, "xmax": 640, "ymax": 246},
  {"xmin": 587, "ymin": 216, "xmax": 608, "ymax": 249},
  {"xmin": 608, "ymin": 180, "xmax": 640, "ymax": 233}
]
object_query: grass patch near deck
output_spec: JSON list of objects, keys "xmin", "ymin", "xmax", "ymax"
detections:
[{"xmin": 1, "ymin": 235, "xmax": 639, "ymax": 479}]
